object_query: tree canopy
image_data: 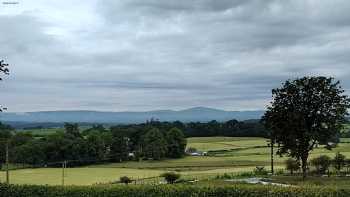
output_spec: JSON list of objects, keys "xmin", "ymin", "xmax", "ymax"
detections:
[
  {"xmin": 166, "ymin": 128, "xmax": 187, "ymax": 158},
  {"xmin": 142, "ymin": 128, "xmax": 168, "ymax": 160},
  {"xmin": 262, "ymin": 76, "xmax": 350, "ymax": 178},
  {"xmin": 2, "ymin": 123, "xmax": 187, "ymax": 167}
]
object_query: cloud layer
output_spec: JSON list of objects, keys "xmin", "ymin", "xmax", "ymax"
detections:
[{"xmin": 1, "ymin": 0, "xmax": 350, "ymax": 112}]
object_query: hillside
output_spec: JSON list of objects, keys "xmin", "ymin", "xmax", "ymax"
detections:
[{"xmin": 0, "ymin": 107, "xmax": 264, "ymax": 123}]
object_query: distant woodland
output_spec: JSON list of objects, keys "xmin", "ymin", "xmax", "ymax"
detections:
[
  {"xmin": 0, "ymin": 119, "xmax": 266, "ymax": 167},
  {"xmin": 1, "ymin": 118, "xmax": 349, "ymax": 168}
]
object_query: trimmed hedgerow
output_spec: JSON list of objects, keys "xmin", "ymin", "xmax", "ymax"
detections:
[{"xmin": 0, "ymin": 183, "xmax": 349, "ymax": 197}]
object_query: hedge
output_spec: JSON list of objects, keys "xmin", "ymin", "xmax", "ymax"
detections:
[{"xmin": 0, "ymin": 183, "xmax": 349, "ymax": 197}]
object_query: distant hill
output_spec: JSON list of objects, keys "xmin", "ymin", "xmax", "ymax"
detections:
[{"xmin": 0, "ymin": 107, "xmax": 264, "ymax": 124}]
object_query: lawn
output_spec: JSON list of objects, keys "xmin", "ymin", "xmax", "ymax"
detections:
[{"xmin": 0, "ymin": 167, "xmax": 163, "ymax": 185}]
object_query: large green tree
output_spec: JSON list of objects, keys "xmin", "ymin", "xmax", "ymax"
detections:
[
  {"xmin": 64, "ymin": 123, "xmax": 81, "ymax": 138},
  {"xmin": 110, "ymin": 128, "xmax": 130, "ymax": 162},
  {"xmin": 165, "ymin": 128, "xmax": 187, "ymax": 158},
  {"xmin": 143, "ymin": 128, "xmax": 167, "ymax": 160},
  {"xmin": 86, "ymin": 131, "xmax": 106, "ymax": 161},
  {"xmin": 263, "ymin": 76, "xmax": 349, "ymax": 178},
  {"xmin": 12, "ymin": 140, "xmax": 45, "ymax": 165}
]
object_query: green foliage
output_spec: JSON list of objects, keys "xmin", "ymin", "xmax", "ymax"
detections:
[
  {"xmin": 110, "ymin": 128, "xmax": 129, "ymax": 162},
  {"xmin": 11, "ymin": 140, "xmax": 45, "ymax": 165},
  {"xmin": 111, "ymin": 118, "xmax": 268, "ymax": 138},
  {"xmin": 5, "ymin": 124, "xmax": 185, "ymax": 167},
  {"xmin": 263, "ymin": 76, "xmax": 350, "ymax": 178},
  {"xmin": 82, "ymin": 124, "xmax": 107, "ymax": 136},
  {"xmin": 215, "ymin": 173, "xmax": 234, "ymax": 179},
  {"xmin": 285, "ymin": 158, "xmax": 300, "ymax": 175},
  {"xmin": 1, "ymin": 183, "xmax": 350, "ymax": 197},
  {"xmin": 185, "ymin": 147, "xmax": 197, "ymax": 154},
  {"xmin": 86, "ymin": 131, "xmax": 107, "ymax": 161},
  {"xmin": 311, "ymin": 155, "xmax": 332, "ymax": 174},
  {"xmin": 161, "ymin": 172, "xmax": 181, "ymax": 184},
  {"xmin": 275, "ymin": 169, "xmax": 285, "ymax": 175},
  {"xmin": 341, "ymin": 124, "xmax": 350, "ymax": 137},
  {"xmin": 166, "ymin": 128, "xmax": 187, "ymax": 158},
  {"xmin": 64, "ymin": 123, "xmax": 81, "ymax": 138},
  {"xmin": 10, "ymin": 132, "xmax": 33, "ymax": 147},
  {"xmin": 6, "ymin": 117, "xmax": 267, "ymax": 167},
  {"xmin": 119, "ymin": 176, "xmax": 132, "ymax": 185},
  {"xmin": 333, "ymin": 152, "xmax": 346, "ymax": 172},
  {"xmin": 0, "ymin": 122, "xmax": 13, "ymax": 138},
  {"xmin": 253, "ymin": 166, "xmax": 269, "ymax": 176},
  {"xmin": 143, "ymin": 128, "xmax": 168, "ymax": 160}
]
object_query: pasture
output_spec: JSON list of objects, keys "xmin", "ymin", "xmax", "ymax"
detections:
[{"xmin": 1, "ymin": 137, "xmax": 350, "ymax": 185}]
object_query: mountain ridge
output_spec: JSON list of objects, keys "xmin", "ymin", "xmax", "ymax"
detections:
[{"xmin": 0, "ymin": 107, "xmax": 265, "ymax": 123}]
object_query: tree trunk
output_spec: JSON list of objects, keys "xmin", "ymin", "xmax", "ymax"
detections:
[{"xmin": 301, "ymin": 154, "xmax": 308, "ymax": 180}]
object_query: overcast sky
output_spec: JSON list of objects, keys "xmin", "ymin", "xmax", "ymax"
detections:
[{"xmin": 1, "ymin": 0, "xmax": 350, "ymax": 112}]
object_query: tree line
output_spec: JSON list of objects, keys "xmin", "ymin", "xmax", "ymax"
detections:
[
  {"xmin": 0, "ymin": 123, "xmax": 186, "ymax": 168},
  {"xmin": 0, "ymin": 118, "xmax": 267, "ymax": 168},
  {"xmin": 111, "ymin": 119, "xmax": 268, "ymax": 138},
  {"xmin": 0, "ymin": 116, "xmax": 269, "ymax": 168}
]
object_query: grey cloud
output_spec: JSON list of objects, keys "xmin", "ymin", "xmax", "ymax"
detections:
[{"xmin": 1, "ymin": 0, "xmax": 350, "ymax": 112}]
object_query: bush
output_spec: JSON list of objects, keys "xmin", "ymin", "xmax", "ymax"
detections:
[
  {"xmin": 285, "ymin": 158, "xmax": 300, "ymax": 175},
  {"xmin": 345, "ymin": 159, "xmax": 350, "ymax": 173},
  {"xmin": 253, "ymin": 166, "xmax": 269, "ymax": 176},
  {"xmin": 215, "ymin": 173, "xmax": 235, "ymax": 179},
  {"xmin": 311, "ymin": 155, "xmax": 332, "ymax": 175},
  {"xmin": 120, "ymin": 176, "xmax": 132, "ymax": 185},
  {"xmin": 185, "ymin": 147, "xmax": 197, "ymax": 154},
  {"xmin": 1, "ymin": 183, "xmax": 350, "ymax": 197},
  {"xmin": 333, "ymin": 152, "xmax": 346, "ymax": 172},
  {"xmin": 236, "ymin": 171, "xmax": 255, "ymax": 177},
  {"xmin": 275, "ymin": 169, "xmax": 285, "ymax": 175},
  {"xmin": 161, "ymin": 172, "xmax": 181, "ymax": 184}
]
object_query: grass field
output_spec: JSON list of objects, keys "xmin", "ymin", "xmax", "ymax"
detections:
[
  {"xmin": 16, "ymin": 128, "xmax": 65, "ymax": 137},
  {"xmin": 0, "ymin": 168, "xmax": 163, "ymax": 185},
  {"xmin": 1, "ymin": 137, "xmax": 350, "ymax": 185}
]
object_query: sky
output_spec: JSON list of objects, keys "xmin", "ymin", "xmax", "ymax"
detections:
[{"xmin": 1, "ymin": 0, "xmax": 350, "ymax": 112}]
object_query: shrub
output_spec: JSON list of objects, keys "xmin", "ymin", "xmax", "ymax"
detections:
[
  {"xmin": 236, "ymin": 171, "xmax": 255, "ymax": 177},
  {"xmin": 253, "ymin": 166, "xmax": 269, "ymax": 176},
  {"xmin": 185, "ymin": 147, "xmax": 197, "ymax": 154},
  {"xmin": 333, "ymin": 152, "xmax": 346, "ymax": 172},
  {"xmin": 215, "ymin": 173, "xmax": 235, "ymax": 179},
  {"xmin": 346, "ymin": 159, "xmax": 350, "ymax": 173},
  {"xmin": 285, "ymin": 158, "xmax": 300, "ymax": 175},
  {"xmin": 1, "ymin": 183, "xmax": 350, "ymax": 197},
  {"xmin": 120, "ymin": 176, "xmax": 132, "ymax": 185},
  {"xmin": 275, "ymin": 169, "xmax": 285, "ymax": 175},
  {"xmin": 311, "ymin": 155, "xmax": 332, "ymax": 175},
  {"xmin": 161, "ymin": 172, "xmax": 181, "ymax": 184}
]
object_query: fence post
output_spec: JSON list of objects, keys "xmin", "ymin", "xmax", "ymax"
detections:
[{"xmin": 61, "ymin": 161, "xmax": 66, "ymax": 186}]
